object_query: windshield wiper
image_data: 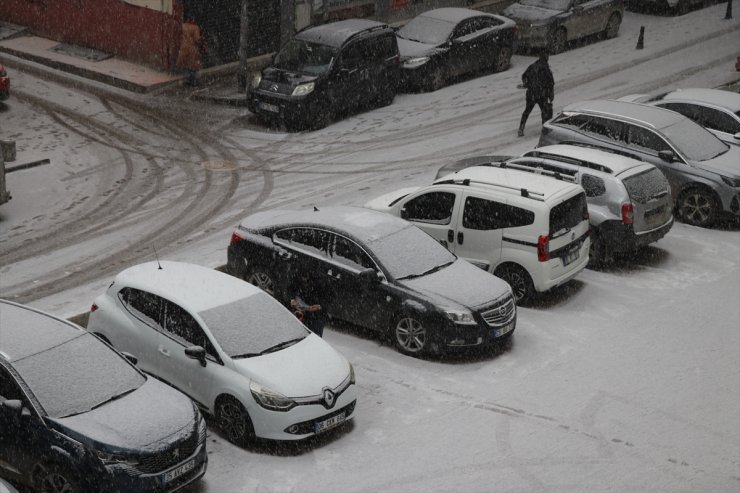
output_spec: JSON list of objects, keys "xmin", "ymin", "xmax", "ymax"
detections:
[
  {"xmin": 398, "ymin": 260, "xmax": 454, "ymax": 280},
  {"xmin": 232, "ymin": 337, "xmax": 306, "ymax": 359},
  {"xmin": 89, "ymin": 388, "xmax": 137, "ymax": 411}
]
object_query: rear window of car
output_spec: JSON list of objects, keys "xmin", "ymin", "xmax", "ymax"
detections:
[
  {"xmin": 549, "ymin": 192, "xmax": 587, "ymax": 236},
  {"xmin": 622, "ymin": 168, "xmax": 669, "ymax": 204}
]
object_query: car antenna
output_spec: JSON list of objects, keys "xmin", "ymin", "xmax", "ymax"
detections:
[{"xmin": 153, "ymin": 248, "xmax": 163, "ymax": 270}]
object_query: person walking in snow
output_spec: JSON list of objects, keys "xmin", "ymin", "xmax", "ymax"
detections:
[
  {"xmin": 518, "ymin": 50, "xmax": 554, "ymax": 137},
  {"xmin": 176, "ymin": 17, "xmax": 204, "ymax": 87}
]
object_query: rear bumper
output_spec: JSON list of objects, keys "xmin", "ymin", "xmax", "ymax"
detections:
[{"xmin": 599, "ymin": 217, "xmax": 673, "ymax": 252}]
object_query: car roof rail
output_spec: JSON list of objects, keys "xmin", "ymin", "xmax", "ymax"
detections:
[
  {"xmin": 523, "ymin": 151, "xmax": 614, "ymax": 174},
  {"xmin": 434, "ymin": 178, "xmax": 546, "ymax": 201},
  {"xmin": 556, "ymin": 141, "xmax": 646, "ymax": 164},
  {"xmin": 503, "ymin": 160, "xmax": 578, "ymax": 183}
]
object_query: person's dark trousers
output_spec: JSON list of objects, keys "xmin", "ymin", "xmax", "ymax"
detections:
[
  {"xmin": 305, "ymin": 316, "xmax": 325, "ymax": 337},
  {"xmin": 519, "ymin": 91, "xmax": 553, "ymax": 134}
]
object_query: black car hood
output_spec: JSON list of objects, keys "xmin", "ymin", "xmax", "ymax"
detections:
[
  {"xmin": 503, "ymin": 3, "xmax": 561, "ymax": 22},
  {"xmin": 398, "ymin": 259, "xmax": 510, "ymax": 310},
  {"xmin": 397, "ymin": 37, "xmax": 444, "ymax": 58},
  {"xmin": 48, "ymin": 378, "xmax": 196, "ymax": 453},
  {"xmin": 262, "ymin": 67, "xmax": 318, "ymax": 88}
]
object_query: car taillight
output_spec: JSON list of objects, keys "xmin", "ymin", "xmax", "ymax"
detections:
[
  {"xmin": 583, "ymin": 206, "xmax": 589, "ymax": 221},
  {"xmin": 230, "ymin": 231, "xmax": 244, "ymax": 246},
  {"xmin": 90, "ymin": 303, "xmax": 98, "ymax": 313},
  {"xmin": 537, "ymin": 235, "xmax": 550, "ymax": 262},
  {"xmin": 621, "ymin": 203, "xmax": 634, "ymax": 225}
]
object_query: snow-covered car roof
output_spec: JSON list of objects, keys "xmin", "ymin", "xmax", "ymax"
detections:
[
  {"xmin": 297, "ymin": 19, "xmax": 389, "ymax": 48},
  {"xmin": 113, "ymin": 261, "xmax": 261, "ymax": 314},
  {"xmin": 0, "ymin": 299, "xmax": 84, "ymax": 362},
  {"xmin": 563, "ymin": 99, "xmax": 684, "ymax": 130},
  {"xmin": 529, "ymin": 144, "xmax": 650, "ymax": 175},
  {"xmin": 239, "ymin": 206, "xmax": 411, "ymax": 245},
  {"xmin": 658, "ymin": 88, "xmax": 740, "ymax": 113},
  {"xmin": 418, "ymin": 7, "xmax": 502, "ymax": 23},
  {"xmin": 436, "ymin": 165, "xmax": 580, "ymax": 200}
]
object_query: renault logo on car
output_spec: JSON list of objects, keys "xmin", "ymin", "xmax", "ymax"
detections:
[{"xmin": 323, "ymin": 388, "xmax": 336, "ymax": 408}]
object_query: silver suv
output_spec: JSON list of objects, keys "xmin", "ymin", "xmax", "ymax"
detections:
[
  {"xmin": 435, "ymin": 145, "xmax": 674, "ymax": 263},
  {"xmin": 540, "ymin": 100, "xmax": 740, "ymax": 227}
]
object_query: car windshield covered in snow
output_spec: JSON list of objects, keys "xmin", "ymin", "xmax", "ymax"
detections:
[
  {"xmin": 661, "ymin": 119, "xmax": 729, "ymax": 161},
  {"xmin": 273, "ymin": 40, "xmax": 336, "ymax": 75},
  {"xmin": 199, "ymin": 293, "xmax": 308, "ymax": 358},
  {"xmin": 397, "ymin": 16, "xmax": 455, "ymax": 45},
  {"xmin": 369, "ymin": 225, "xmax": 456, "ymax": 280},
  {"xmin": 12, "ymin": 333, "xmax": 144, "ymax": 418},
  {"xmin": 519, "ymin": 0, "xmax": 572, "ymax": 10}
]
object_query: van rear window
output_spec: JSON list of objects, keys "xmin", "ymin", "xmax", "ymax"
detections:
[{"xmin": 549, "ymin": 192, "xmax": 587, "ymax": 236}]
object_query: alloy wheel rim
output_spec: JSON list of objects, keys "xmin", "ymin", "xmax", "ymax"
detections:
[
  {"xmin": 507, "ymin": 271, "xmax": 527, "ymax": 302},
  {"xmin": 396, "ymin": 317, "xmax": 426, "ymax": 353},
  {"xmin": 249, "ymin": 272, "xmax": 274, "ymax": 295},
  {"xmin": 682, "ymin": 193, "xmax": 712, "ymax": 225},
  {"xmin": 219, "ymin": 401, "xmax": 248, "ymax": 442}
]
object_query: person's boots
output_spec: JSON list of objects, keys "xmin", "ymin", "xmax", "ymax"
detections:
[{"xmin": 517, "ymin": 127, "xmax": 524, "ymax": 137}]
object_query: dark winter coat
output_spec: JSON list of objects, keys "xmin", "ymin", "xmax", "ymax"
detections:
[
  {"xmin": 522, "ymin": 58, "xmax": 554, "ymax": 101},
  {"xmin": 176, "ymin": 22, "xmax": 203, "ymax": 71}
]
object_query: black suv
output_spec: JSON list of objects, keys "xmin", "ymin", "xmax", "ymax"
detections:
[
  {"xmin": 0, "ymin": 300, "xmax": 207, "ymax": 492},
  {"xmin": 248, "ymin": 19, "xmax": 400, "ymax": 130}
]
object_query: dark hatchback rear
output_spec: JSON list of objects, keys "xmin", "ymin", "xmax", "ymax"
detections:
[
  {"xmin": 0, "ymin": 300, "xmax": 207, "ymax": 493},
  {"xmin": 248, "ymin": 19, "xmax": 400, "ymax": 130}
]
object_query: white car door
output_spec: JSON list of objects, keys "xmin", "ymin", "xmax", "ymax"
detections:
[
  {"xmin": 115, "ymin": 288, "xmax": 166, "ymax": 376},
  {"xmin": 398, "ymin": 188, "xmax": 461, "ymax": 252},
  {"xmin": 450, "ymin": 192, "xmax": 504, "ymax": 271}
]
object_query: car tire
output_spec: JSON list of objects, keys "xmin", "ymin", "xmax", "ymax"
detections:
[
  {"xmin": 588, "ymin": 230, "xmax": 609, "ymax": 267},
  {"xmin": 675, "ymin": 0, "xmax": 690, "ymax": 15},
  {"xmin": 494, "ymin": 46, "xmax": 513, "ymax": 72},
  {"xmin": 376, "ymin": 83, "xmax": 396, "ymax": 108},
  {"xmin": 393, "ymin": 314, "xmax": 428, "ymax": 356},
  {"xmin": 34, "ymin": 462, "xmax": 85, "ymax": 493},
  {"xmin": 216, "ymin": 395, "xmax": 254, "ymax": 446},
  {"xmin": 677, "ymin": 187, "xmax": 718, "ymax": 227},
  {"xmin": 602, "ymin": 13, "xmax": 621, "ymax": 39},
  {"xmin": 425, "ymin": 68, "xmax": 446, "ymax": 92},
  {"xmin": 549, "ymin": 28, "xmax": 567, "ymax": 55},
  {"xmin": 494, "ymin": 264, "xmax": 534, "ymax": 305},
  {"xmin": 247, "ymin": 269, "xmax": 275, "ymax": 297}
]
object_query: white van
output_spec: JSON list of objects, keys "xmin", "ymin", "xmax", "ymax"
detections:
[{"xmin": 365, "ymin": 166, "xmax": 590, "ymax": 303}]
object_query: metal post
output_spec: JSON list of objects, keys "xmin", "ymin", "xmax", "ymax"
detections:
[
  {"xmin": 635, "ymin": 26, "xmax": 644, "ymax": 49},
  {"xmin": 237, "ymin": 0, "xmax": 249, "ymax": 93},
  {"xmin": 725, "ymin": 0, "xmax": 733, "ymax": 19}
]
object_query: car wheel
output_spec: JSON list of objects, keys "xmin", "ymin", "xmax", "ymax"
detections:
[
  {"xmin": 603, "ymin": 13, "xmax": 621, "ymax": 39},
  {"xmin": 216, "ymin": 395, "xmax": 254, "ymax": 446},
  {"xmin": 549, "ymin": 28, "xmax": 567, "ymax": 55},
  {"xmin": 425, "ymin": 69, "xmax": 445, "ymax": 92},
  {"xmin": 588, "ymin": 231, "xmax": 609, "ymax": 267},
  {"xmin": 393, "ymin": 315, "xmax": 428, "ymax": 355},
  {"xmin": 247, "ymin": 269, "xmax": 275, "ymax": 297},
  {"xmin": 494, "ymin": 46, "xmax": 513, "ymax": 72},
  {"xmin": 675, "ymin": 0, "xmax": 690, "ymax": 15},
  {"xmin": 34, "ymin": 462, "xmax": 84, "ymax": 493},
  {"xmin": 678, "ymin": 188, "xmax": 718, "ymax": 227},
  {"xmin": 495, "ymin": 264, "xmax": 534, "ymax": 305}
]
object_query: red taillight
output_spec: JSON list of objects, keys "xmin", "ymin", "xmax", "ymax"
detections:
[
  {"xmin": 537, "ymin": 235, "xmax": 550, "ymax": 262},
  {"xmin": 90, "ymin": 303, "xmax": 98, "ymax": 313},
  {"xmin": 583, "ymin": 207, "xmax": 589, "ymax": 221},
  {"xmin": 621, "ymin": 203, "xmax": 634, "ymax": 225},
  {"xmin": 230, "ymin": 231, "xmax": 244, "ymax": 246}
]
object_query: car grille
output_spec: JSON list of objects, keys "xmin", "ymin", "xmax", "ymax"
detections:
[
  {"xmin": 135, "ymin": 426, "xmax": 203, "ymax": 474},
  {"xmin": 258, "ymin": 79, "xmax": 292, "ymax": 96},
  {"xmin": 480, "ymin": 298, "xmax": 515, "ymax": 327}
]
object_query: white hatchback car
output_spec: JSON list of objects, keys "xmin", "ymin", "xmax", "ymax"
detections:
[{"xmin": 88, "ymin": 261, "xmax": 357, "ymax": 444}]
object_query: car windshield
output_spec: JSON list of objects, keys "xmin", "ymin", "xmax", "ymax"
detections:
[
  {"xmin": 274, "ymin": 39, "xmax": 337, "ymax": 75},
  {"xmin": 519, "ymin": 0, "xmax": 572, "ymax": 11},
  {"xmin": 368, "ymin": 225, "xmax": 457, "ymax": 280},
  {"xmin": 397, "ymin": 16, "xmax": 455, "ymax": 45},
  {"xmin": 660, "ymin": 119, "xmax": 729, "ymax": 161},
  {"xmin": 13, "ymin": 333, "xmax": 144, "ymax": 418},
  {"xmin": 199, "ymin": 293, "xmax": 308, "ymax": 358}
]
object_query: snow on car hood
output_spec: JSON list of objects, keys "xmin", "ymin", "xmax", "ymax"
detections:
[
  {"xmin": 364, "ymin": 186, "xmax": 420, "ymax": 212},
  {"xmin": 397, "ymin": 37, "xmax": 440, "ymax": 59},
  {"xmin": 696, "ymin": 145, "xmax": 740, "ymax": 177},
  {"xmin": 232, "ymin": 334, "xmax": 349, "ymax": 398},
  {"xmin": 50, "ymin": 378, "xmax": 196, "ymax": 452},
  {"xmin": 399, "ymin": 259, "xmax": 511, "ymax": 310},
  {"xmin": 503, "ymin": 3, "xmax": 560, "ymax": 23}
]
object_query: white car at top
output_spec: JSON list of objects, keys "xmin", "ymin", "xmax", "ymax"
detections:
[{"xmin": 87, "ymin": 261, "xmax": 357, "ymax": 444}]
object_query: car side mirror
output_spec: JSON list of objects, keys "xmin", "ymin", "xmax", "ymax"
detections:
[
  {"xmin": 359, "ymin": 268, "xmax": 381, "ymax": 283},
  {"xmin": 400, "ymin": 207, "xmax": 408, "ymax": 219},
  {"xmin": 733, "ymin": 132, "xmax": 740, "ymax": 141},
  {"xmin": 121, "ymin": 352, "xmax": 138, "ymax": 366},
  {"xmin": 1, "ymin": 399, "xmax": 30, "ymax": 418},
  {"xmin": 658, "ymin": 150, "xmax": 675, "ymax": 162},
  {"xmin": 185, "ymin": 346, "xmax": 207, "ymax": 367}
]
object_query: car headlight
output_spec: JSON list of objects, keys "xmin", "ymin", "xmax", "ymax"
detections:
[
  {"xmin": 251, "ymin": 73, "xmax": 262, "ymax": 89},
  {"xmin": 291, "ymin": 82, "xmax": 315, "ymax": 97},
  {"xmin": 250, "ymin": 381, "xmax": 296, "ymax": 411},
  {"xmin": 720, "ymin": 174, "xmax": 740, "ymax": 187},
  {"xmin": 96, "ymin": 450, "xmax": 139, "ymax": 466},
  {"xmin": 402, "ymin": 56, "xmax": 430, "ymax": 69},
  {"xmin": 445, "ymin": 309, "xmax": 477, "ymax": 325}
]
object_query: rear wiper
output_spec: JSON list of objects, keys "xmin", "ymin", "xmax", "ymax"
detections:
[{"xmin": 232, "ymin": 337, "xmax": 306, "ymax": 359}]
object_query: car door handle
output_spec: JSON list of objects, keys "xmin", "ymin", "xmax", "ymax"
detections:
[
  {"xmin": 327, "ymin": 269, "xmax": 341, "ymax": 280},
  {"xmin": 448, "ymin": 229, "xmax": 454, "ymax": 242},
  {"xmin": 158, "ymin": 346, "xmax": 170, "ymax": 357},
  {"xmin": 457, "ymin": 232, "xmax": 464, "ymax": 245},
  {"xmin": 278, "ymin": 250, "xmax": 292, "ymax": 260}
]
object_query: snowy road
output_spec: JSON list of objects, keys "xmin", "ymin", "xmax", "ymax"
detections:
[{"xmin": 1, "ymin": 3, "xmax": 739, "ymax": 492}]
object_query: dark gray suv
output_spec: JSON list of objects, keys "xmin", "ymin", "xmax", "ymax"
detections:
[{"xmin": 540, "ymin": 100, "xmax": 740, "ymax": 227}]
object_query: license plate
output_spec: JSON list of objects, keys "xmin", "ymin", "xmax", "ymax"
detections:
[
  {"xmin": 259, "ymin": 102, "xmax": 279, "ymax": 113},
  {"xmin": 314, "ymin": 412, "xmax": 346, "ymax": 434},
  {"xmin": 493, "ymin": 322, "xmax": 513, "ymax": 337},
  {"xmin": 162, "ymin": 458, "xmax": 195, "ymax": 484},
  {"xmin": 562, "ymin": 248, "xmax": 580, "ymax": 266}
]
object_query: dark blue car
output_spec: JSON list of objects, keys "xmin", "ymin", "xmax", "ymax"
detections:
[{"xmin": 0, "ymin": 300, "xmax": 207, "ymax": 493}]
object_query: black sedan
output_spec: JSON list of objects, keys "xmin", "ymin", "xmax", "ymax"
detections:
[
  {"xmin": 395, "ymin": 8, "xmax": 517, "ymax": 92},
  {"xmin": 227, "ymin": 206, "xmax": 516, "ymax": 356},
  {"xmin": 0, "ymin": 300, "xmax": 207, "ymax": 493}
]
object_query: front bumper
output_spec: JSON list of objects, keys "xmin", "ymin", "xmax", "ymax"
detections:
[{"xmin": 247, "ymin": 89, "xmax": 317, "ymax": 127}]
